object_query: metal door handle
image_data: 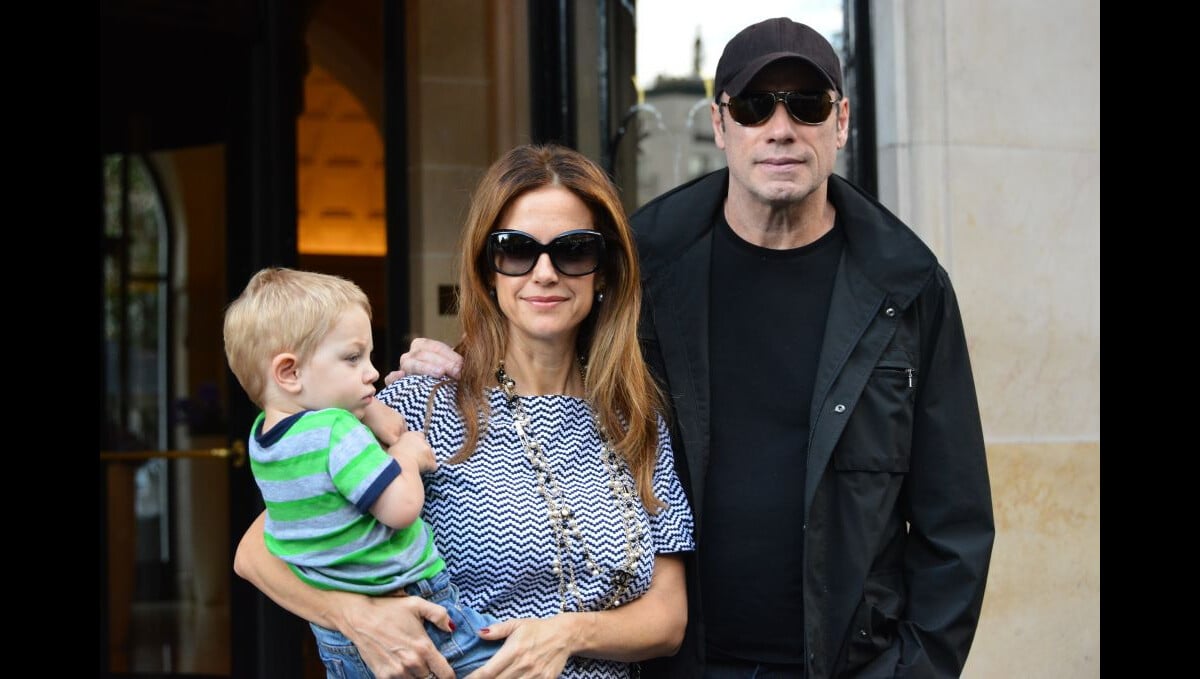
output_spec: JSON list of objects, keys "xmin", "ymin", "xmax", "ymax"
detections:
[{"xmin": 99, "ymin": 440, "xmax": 246, "ymax": 467}]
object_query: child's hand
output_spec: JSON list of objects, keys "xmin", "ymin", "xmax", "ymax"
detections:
[
  {"xmin": 362, "ymin": 398, "xmax": 407, "ymax": 446},
  {"xmin": 389, "ymin": 431, "xmax": 438, "ymax": 474}
]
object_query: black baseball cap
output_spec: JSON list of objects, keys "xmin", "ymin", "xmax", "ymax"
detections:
[{"xmin": 714, "ymin": 17, "xmax": 843, "ymax": 100}]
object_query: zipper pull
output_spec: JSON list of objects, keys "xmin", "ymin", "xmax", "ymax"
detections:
[{"xmin": 906, "ymin": 368, "xmax": 915, "ymax": 388}]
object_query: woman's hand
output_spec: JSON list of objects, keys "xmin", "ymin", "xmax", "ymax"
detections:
[
  {"xmin": 463, "ymin": 617, "xmax": 576, "ymax": 679},
  {"xmin": 335, "ymin": 593, "xmax": 457, "ymax": 679},
  {"xmin": 384, "ymin": 337, "xmax": 464, "ymax": 385},
  {"xmin": 233, "ymin": 511, "xmax": 456, "ymax": 678},
  {"xmin": 464, "ymin": 554, "xmax": 687, "ymax": 677}
]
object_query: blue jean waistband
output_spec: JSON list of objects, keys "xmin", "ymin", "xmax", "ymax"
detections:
[{"xmin": 403, "ymin": 569, "xmax": 451, "ymax": 598}]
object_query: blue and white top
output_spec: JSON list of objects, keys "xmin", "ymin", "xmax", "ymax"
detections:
[{"xmin": 377, "ymin": 375, "xmax": 696, "ymax": 678}]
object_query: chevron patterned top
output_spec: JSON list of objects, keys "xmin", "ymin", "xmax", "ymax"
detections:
[{"xmin": 377, "ymin": 375, "xmax": 696, "ymax": 677}]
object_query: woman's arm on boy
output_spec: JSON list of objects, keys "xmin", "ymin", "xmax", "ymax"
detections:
[{"xmin": 233, "ymin": 511, "xmax": 457, "ymax": 678}]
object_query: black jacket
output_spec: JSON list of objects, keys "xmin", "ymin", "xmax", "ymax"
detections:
[{"xmin": 632, "ymin": 170, "xmax": 995, "ymax": 679}]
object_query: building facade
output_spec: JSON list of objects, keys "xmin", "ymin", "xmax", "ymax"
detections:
[{"xmin": 98, "ymin": 1, "xmax": 1099, "ymax": 677}]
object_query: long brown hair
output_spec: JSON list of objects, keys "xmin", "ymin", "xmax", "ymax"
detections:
[{"xmin": 441, "ymin": 143, "xmax": 665, "ymax": 512}]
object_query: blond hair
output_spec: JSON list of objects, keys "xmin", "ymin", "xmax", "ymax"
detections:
[
  {"xmin": 443, "ymin": 143, "xmax": 666, "ymax": 512},
  {"xmin": 224, "ymin": 267, "xmax": 371, "ymax": 407}
]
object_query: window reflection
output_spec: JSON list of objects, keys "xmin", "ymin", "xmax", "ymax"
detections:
[
  {"xmin": 103, "ymin": 154, "xmax": 170, "ymax": 453},
  {"xmin": 103, "ymin": 152, "xmax": 173, "ymax": 602},
  {"xmin": 102, "ymin": 149, "xmax": 233, "ymax": 675}
]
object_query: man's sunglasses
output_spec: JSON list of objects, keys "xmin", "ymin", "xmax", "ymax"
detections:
[
  {"xmin": 719, "ymin": 90, "xmax": 840, "ymax": 127},
  {"xmin": 487, "ymin": 229, "xmax": 606, "ymax": 277}
]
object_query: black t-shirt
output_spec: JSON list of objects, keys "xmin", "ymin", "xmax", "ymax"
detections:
[{"xmin": 701, "ymin": 210, "xmax": 843, "ymax": 664}]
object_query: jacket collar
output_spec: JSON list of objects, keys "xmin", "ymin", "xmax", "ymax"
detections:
[
  {"xmin": 635, "ymin": 169, "xmax": 728, "ymax": 281},
  {"xmin": 826, "ymin": 174, "xmax": 937, "ymax": 311},
  {"xmin": 637, "ymin": 169, "xmax": 938, "ymax": 311}
]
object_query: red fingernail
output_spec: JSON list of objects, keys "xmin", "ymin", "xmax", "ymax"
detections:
[
  {"xmin": 480, "ymin": 627, "xmax": 490, "ymax": 634},
  {"xmin": 449, "ymin": 621, "xmax": 456, "ymax": 631}
]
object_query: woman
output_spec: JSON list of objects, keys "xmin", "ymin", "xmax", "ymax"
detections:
[{"xmin": 234, "ymin": 143, "xmax": 696, "ymax": 678}]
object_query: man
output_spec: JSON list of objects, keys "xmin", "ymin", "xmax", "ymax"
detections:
[
  {"xmin": 395, "ymin": 17, "xmax": 994, "ymax": 679},
  {"xmin": 631, "ymin": 17, "xmax": 994, "ymax": 679}
]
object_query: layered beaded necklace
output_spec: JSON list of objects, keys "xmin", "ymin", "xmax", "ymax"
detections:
[{"xmin": 496, "ymin": 359, "xmax": 643, "ymax": 612}]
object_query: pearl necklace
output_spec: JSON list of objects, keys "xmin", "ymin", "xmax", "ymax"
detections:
[{"xmin": 496, "ymin": 359, "xmax": 643, "ymax": 612}]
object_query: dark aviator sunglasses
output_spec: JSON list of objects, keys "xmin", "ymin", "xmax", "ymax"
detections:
[
  {"xmin": 720, "ymin": 90, "xmax": 840, "ymax": 127},
  {"xmin": 487, "ymin": 229, "xmax": 606, "ymax": 277}
]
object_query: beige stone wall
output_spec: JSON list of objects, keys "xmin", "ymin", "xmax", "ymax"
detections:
[
  {"xmin": 406, "ymin": 0, "xmax": 529, "ymax": 345},
  {"xmin": 973, "ymin": 442, "xmax": 1100, "ymax": 677},
  {"xmin": 872, "ymin": 1, "xmax": 1100, "ymax": 676},
  {"xmin": 407, "ymin": 0, "xmax": 491, "ymax": 344}
]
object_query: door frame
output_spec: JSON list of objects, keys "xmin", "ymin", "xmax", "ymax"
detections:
[{"xmin": 99, "ymin": 2, "xmax": 311, "ymax": 677}]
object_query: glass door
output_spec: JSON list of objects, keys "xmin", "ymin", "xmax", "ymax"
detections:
[{"xmin": 101, "ymin": 150, "xmax": 237, "ymax": 677}]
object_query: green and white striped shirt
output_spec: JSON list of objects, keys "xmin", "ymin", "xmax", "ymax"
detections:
[{"xmin": 248, "ymin": 408, "xmax": 445, "ymax": 594}]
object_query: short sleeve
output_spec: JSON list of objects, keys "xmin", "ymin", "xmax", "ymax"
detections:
[
  {"xmin": 376, "ymin": 376, "xmax": 464, "ymax": 463},
  {"xmin": 376, "ymin": 375, "xmax": 431, "ymax": 428},
  {"xmin": 324, "ymin": 409, "xmax": 399, "ymax": 511},
  {"xmin": 647, "ymin": 413, "xmax": 696, "ymax": 554}
]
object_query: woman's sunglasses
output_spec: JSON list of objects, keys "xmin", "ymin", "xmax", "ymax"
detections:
[
  {"xmin": 719, "ymin": 90, "xmax": 840, "ymax": 127},
  {"xmin": 487, "ymin": 229, "xmax": 606, "ymax": 277}
]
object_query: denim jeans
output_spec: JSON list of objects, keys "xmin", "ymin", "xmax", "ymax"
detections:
[
  {"xmin": 309, "ymin": 571, "xmax": 502, "ymax": 678},
  {"xmin": 703, "ymin": 657, "xmax": 807, "ymax": 679}
]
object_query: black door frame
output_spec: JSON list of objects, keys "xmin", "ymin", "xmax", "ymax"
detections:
[
  {"xmin": 99, "ymin": 2, "xmax": 310, "ymax": 676},
  {"xmin": 225, "ymin": 0, "xmax": 308, "ymax": 676}
]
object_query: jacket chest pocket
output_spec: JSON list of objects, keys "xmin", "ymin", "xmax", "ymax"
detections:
[{"xmin": 832, "ymin": 357, "xmax": 916, "ymax": 472}]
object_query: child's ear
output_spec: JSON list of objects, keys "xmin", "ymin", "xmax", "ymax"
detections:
[{"xmin": 271, "ymin": 353, "xmax": 303, "ymax": 394}]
